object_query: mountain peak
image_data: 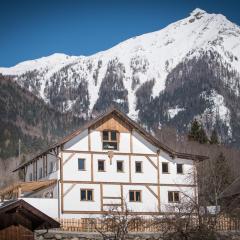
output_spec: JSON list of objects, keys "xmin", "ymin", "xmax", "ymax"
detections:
[{"xmin": 190, "ymin": 8, "xmax": 207, "ymax": 17}]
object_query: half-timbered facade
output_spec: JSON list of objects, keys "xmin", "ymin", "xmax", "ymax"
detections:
[{"xmin": 0, "ymin": 108, "xmax": 207, "ymax": 218}]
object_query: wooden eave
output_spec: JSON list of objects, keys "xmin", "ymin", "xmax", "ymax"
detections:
[
  {"xmin": 0, "ymin": 199, "xmax": 60, "ymax": 230},
  {"xmin": 0, "ymin": 179, "xmax": 57, "ymax": 198},
  {"xmin": 13, "ymin": 107, "xmax": 208, "ymax": 172}
]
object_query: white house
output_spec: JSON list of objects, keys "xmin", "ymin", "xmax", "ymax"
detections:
[{"xmin": 0, "ymin": 108, "xmax": 207, "ymax": 219}]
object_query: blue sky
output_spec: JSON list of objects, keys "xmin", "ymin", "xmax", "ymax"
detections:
[{"xmin": 1, "ymin": 0, "xmax": 240, "ymax": 67}]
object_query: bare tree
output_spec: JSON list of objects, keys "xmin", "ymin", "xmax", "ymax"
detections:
[
  {"xmin": 151, "ymin": 191, "xmax": 219, "ymax": 240},
  {"xmin": 92, "ymin": 201, "xmax": 141, "ymax": 240}
]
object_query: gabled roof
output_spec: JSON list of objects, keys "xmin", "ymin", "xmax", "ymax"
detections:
[
  {"xmin": 14, "ymin": 107, "xmax": 208, "ymax": 171},
  {"xmin": 0, "ymin": 199, "xmax": 60, "ymax": 230}
]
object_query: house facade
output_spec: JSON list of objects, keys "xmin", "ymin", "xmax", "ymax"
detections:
[{"xmin": 0, "ymin": 108, "xmax": 207, "ymax": 218}]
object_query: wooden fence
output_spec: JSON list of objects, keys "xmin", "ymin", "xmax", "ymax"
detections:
[{"xmin": 55, "ymin": 215, "xmax": 240, "ymax": 233}]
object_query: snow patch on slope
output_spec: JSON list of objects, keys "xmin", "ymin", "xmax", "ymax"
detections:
[
  {"xmin": 200, "ymin": 90, "xmax": 232, "ymax": 137},
  {"xmin": 168, "ymin": 107, "xmax": 185, "ymax": 119}
]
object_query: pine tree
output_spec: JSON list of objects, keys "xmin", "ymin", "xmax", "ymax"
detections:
[
  {"xmin": 188, "ymin": 119, "xmax": 201, "ymax": 141},
  {"xmin": 210, "ymin": 129, "xmax": 219, "ymax": 145},
  {"xmin": 198, "ymin": 127, "xmax": 209, "ymax": 144}
]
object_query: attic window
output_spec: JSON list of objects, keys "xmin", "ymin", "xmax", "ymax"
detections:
[{"xmin": 102, "ymin": 130, "xmax": 118, "ymax": 150}]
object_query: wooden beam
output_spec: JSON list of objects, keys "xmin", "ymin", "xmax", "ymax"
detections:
[
  {"xmin": 61, "ymin": 180, "xmax": 196, "ymax": 188},
  {"xmin": 62, "ymin": 210, "xmax": 174, "ymax": 215},
  {"xmin": 146, "ymin": 156, "xmax": 157, "ymax": 170},
  {"xmin": 120, "ymin": 184, "xmax": 123, "ymax": 211},
  {"xmin": 62, "ymin": 149, "xmax": 158, "ymax": 157},
  {"xmin": 63, "ymin": 183, "xmax": 76, "ymax": 197},
  {"xmin": 88, "ymin": 128, "xmax": 91, "ymax": 151},
  {"xmin": 60, "ymin": 151, "xmax": 64, "ymax": 213},
  {"xmin": 103, "ymin": 196, "xmax": 122, "ymax": 199},
  {"xmin": 157, "ymin": 151, "xmax": 161, "ymax": 212},
  {"xmin": 145, "ymin": 185, "xmax": 158, "ymax": 199},
  {"xmin": 100, "ymin": 183, "xmax": 103, "ymax": 211},
  {"xmin": 129, "ymin": 155, "xmax": 132, "ymax": 183},
  {"xmin": 103, "ymin": 203, "xmax": 122, "ymax": 207},
  {"xmin": 91, "ymin": 153, "xmax": 94, "ymax": 181},
  {"xmin": 63, "ymin": 152, "xmax": 76, "ymax": 166}
]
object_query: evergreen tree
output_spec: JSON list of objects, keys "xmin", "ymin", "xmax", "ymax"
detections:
[
  {"xmin": 188, "ymin": 119, "xmax": 201, "ymax": 141},
  {"xmin": 198, "ymin": 127, "xmax": 209, "ymax": 144},
  {"xmin": 210, "ymin": 129, "xmax": 219, "ymax": 145}
]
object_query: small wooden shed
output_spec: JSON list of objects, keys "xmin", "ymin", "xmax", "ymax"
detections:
[{"xmin": 0, "ymin": 199, "xmax": 60, "ymax": 240}]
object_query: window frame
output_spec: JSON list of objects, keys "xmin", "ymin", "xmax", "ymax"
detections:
[
  {"xmin": 116, "ymin": 160, "xmax": 124, "ymax": 172},
  {"xmin": 177, "ymin": 163, "xmax": 184, "ymax": 174},
  {"xmin": 98, "ymin": 160, "xmax": 106, "ymax": 172},
  {"xmin": 80, "ymin": 189, "xmax": 94, "ymax": 201},
  {"xmin": 135, "ymin": 161, "xmax": 143, "ymax": 173},
  {"xmin": 168, "ymin": 191, "xmax": 180, "ymax": 203},
  {"xmin": 78, "ymin": 158, "xmax": 86, "ymax": 171},
  {"xmin": 102, "ymin": 130, "xmax": 119, "ymax": 150},
  {"xmin": 162, "ymin": 162, "xmax": 169, "ymax": 174},
  {"xmin": 129, "ymin": 190, "xmax": 142, "ymax": 202}
]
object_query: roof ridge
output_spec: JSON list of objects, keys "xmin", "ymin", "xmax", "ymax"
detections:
[{"xmin": 13, "ymin": 107, "xmax": 208, "ymax": 171}]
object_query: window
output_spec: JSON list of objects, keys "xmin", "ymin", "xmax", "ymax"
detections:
[
  {"xmin": 177, "ymin": 164, "xmax": 183, "ymax": 174},
  {"xmin": 162, "ymin": 162, "xmax": 169, "ymax": 173},
  {"xmin": 78, "ymin": 158, "xmax": 85, "ymax": 171},
  {"xmin": 29, "ymin": 173, "xmax": 33, "ymax": 181},
  {"xmin": 102, "ymin": 130, "xmax": 118, "ymax": 150},
  {"xmin": 168, "ymin": 191, "xmax": 180, "ymax": 203},
  {"xmin": 117, "ymin": 161, "xmax": 124, "ymax": 172},
  {"xmin": 49, "ymin": 162, "xmax": 54, "ymax": 174},
  {"xmin": 129, "ymin": 190, "xmax": 141, "ymax": 202},
  {"xmin": 39, "ymin": 167, "xmax": 43, "ymax": 179},
  {"xmin": 135, "ymin": 161, "xmax": 142, "ymax": 173},
  {"xmin": 80, "ymin": 189, "xmax": 93, "ymax": 201},
  {"xmin": 98, "ymin": 160, "xmax": 105, "ymax": 172}
]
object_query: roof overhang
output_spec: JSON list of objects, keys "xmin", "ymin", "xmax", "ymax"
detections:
[
  {"xmin": 0, "ymin": 179, "xmax": 57, "ymax": 198},
  {"xmin": 13, "ymin": 107, "xmax": 208, "ymax": 172},
  {"xmin": 0, "ymin": 199, "xmax": 60, "ymax": 230}
]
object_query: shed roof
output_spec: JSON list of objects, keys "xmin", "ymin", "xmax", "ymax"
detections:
[
  {"xmin": 0, "ymin": 199, "xmax": 60, "ymax": 230},
  {"xmin": 0, "ymin": 179, "xmax": 57, "ymax": 199}
]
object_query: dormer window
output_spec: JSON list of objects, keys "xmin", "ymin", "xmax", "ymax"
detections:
[{"xmin": 102, "ymin": 130, "xmax": 118, "ymax": 150}]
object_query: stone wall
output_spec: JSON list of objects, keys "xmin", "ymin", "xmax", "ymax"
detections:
[{"xmin": 35, "ymin": 230, "xmax": 240, "ymax": 240}]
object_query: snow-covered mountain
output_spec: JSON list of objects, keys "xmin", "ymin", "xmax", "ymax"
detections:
[{"xmin": 1, "ymin": 8, "xmax": 240, "ymax": 146}]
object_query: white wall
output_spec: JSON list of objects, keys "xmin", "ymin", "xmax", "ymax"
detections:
[
  {"xmin": 21, "ymin": 198, "xmax": 59, "ymax": 218},
  {"xmin": 63, "ymin": 152, "xmax": 91, "ymax": 181},
  {"xmin": 132, "ymin": 130, "xmax": 158, "ymax": 154},
  {"xmin": 63, "ymin": 183, "xmax": 101, "ymax": 212},
  {"xmin": 63, "ymin": 129, "xmax": 89, "ymax": 151},
  {"xmin": 160, "ymin": 185, "xmax": 195, "ymax": 212},
  {"xmin": 159, "ymin": 151, "xmax": 194, "ymax": 185},
  {"xmin": 93, "ymin": 154, "xmax": 129, "ymax": 182},
  {"xmin": 131, "ymin": 155, "xmax": 158, "ymax": 184}
]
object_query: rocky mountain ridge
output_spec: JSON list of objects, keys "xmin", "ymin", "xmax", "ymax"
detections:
[{"xmin": 1, "ymin": 8, "xmax": 240, "ymax": 146}]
